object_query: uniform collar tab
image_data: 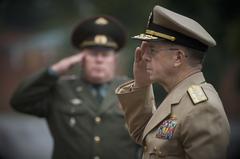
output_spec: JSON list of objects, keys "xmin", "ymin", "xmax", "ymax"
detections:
[{"xmin": 169, "ymin": 72, "xmax": 206, "ymax": 105}]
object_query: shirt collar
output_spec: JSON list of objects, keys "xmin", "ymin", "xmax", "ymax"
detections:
[{"xmin": 168, "ymin": 72, "xmax": 206, "ymax": 105}]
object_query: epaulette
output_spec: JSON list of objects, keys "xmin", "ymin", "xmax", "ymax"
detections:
[{"xmin": 187, "ymin": 85, "xmax": 208, "ymax": 105}]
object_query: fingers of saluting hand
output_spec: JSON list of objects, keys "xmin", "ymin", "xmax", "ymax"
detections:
[
  {"xmin": 135, "ymin": 42, "xmax": 149, "ymax": 63},
  {"xmin": 66, "ymin": 52, "xmax": 85, "ymax": 65},
  {"xmin": 51, "ymin": 52, "xmax": 86, "ymax": 75},
  {"xmin": 140, "ymin": 41, "xmax": 148, "ymax": 53},
  {"xmin": 135, "ymin": 47, "xmax": 143, "ymax": 63}
]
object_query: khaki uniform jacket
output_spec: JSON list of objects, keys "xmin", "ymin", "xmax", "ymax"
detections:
[
  {"xmin": 116, "ymin": 72, "xmax": 230, "ymax": 159},
  {"xmin": 10, "ymin": 69, "xmax": 139, "ymax": 159}
]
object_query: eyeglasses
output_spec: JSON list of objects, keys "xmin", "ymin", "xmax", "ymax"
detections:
[
  {"xmin": 149, "ymin": 47, "xmax": 179, "ymax": 56},
  {"xmin": 148, "ymin": 47, "xmax": 189, "ymax": 59}
]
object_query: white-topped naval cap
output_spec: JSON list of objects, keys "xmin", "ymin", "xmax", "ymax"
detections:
[{"xmin": 133, "ymin": 5, "xmax": 216, "ymax": 52}]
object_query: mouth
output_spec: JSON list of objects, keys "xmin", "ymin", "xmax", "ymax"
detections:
[
  {"xmin": 93, "ymin": 66, "xmax": 104, "ymax": 71},
  {"xmin": 146, "ymin": 69, "xmax": 152, "ymax": 74},
  {"xmin": 146, "ymin": 67, "xmax": 152, "ymax": 71}
]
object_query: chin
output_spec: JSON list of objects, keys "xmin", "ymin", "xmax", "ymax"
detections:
[
  {"xmin": 149, "ymin": 75, "xmax": 154, "ymax": 80},
  {"xmin": 149, "ymin": 76, "xmax": 157, "ymax": 83},
  {"xmin": 92, "ymin": 76, "xmax": 109, "ymax": 84}
]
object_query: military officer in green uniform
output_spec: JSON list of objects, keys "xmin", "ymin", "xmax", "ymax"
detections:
[
  {"xmin": 115, "ymin": 5, "xmax": 230, "ymax": 159},
  {"xmin": 10, "ymin": 15, "xmax": 140, "ymax": 159}
]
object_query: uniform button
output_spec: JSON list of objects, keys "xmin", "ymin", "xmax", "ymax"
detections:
[
  {"xmin": 76, "ymin": 86, "xmax": 83, "ymax": 92},
  {"xmin": 93, "ymin": 156, "xmax": 100, "ymax": 159},
  {"xmin": 154, "ymin": 146, "xmax": 157, "ymax": 150},
  {"xmin": 94, "ymin": 136, "xmax": 101, "ymax": 143},
  {"xmin": 69, "ymin": 117, "xmax": 76, "ymax": 127},
  {"xmin": 95, "ymin": 116, "xmax": 101, "ymax": 123},
  {"xmin": 153, "ymin": 146, "xmax": 157, "ymax": 151},
  {"xmin": 157, "ymin": 151, "xmax": 165, "ymax": 157},
  {"xmin": 70, "ymin": 98, "xmax": 82, "ymax": 105},
  {"xmin": 144, "ymin": 146, "xmax": 147, "ymax": 151}
]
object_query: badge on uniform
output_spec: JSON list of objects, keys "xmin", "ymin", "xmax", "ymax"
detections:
[
  {"xmin": 156, "ymin": 115, "xmax": 177, "ymax": 140},
  {"xmin": 187, "ymin": 85, "xmax": 208, "ymax": 105}
]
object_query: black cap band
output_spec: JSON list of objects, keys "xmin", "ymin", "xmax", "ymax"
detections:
[{"xmin": 147, "ymin": 22, "xmax": 208, "ymax": 52}]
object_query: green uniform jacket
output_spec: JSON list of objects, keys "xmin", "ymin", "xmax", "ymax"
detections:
[{"xmin": 10, "ymin": 69, "xmax": 139, "ymax": 159}]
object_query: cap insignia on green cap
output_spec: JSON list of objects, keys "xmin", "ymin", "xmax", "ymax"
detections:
[{"xmin": 94, "ymin": 35, "xmax": 108, "ymax": 44}]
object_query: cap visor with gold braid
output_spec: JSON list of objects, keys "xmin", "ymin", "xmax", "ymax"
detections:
[{"xmin": 132, "ymin": 6, "xmax": 216, "ymax": 52}]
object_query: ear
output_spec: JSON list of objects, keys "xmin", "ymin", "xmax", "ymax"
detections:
[{"xmin": 173, "ymin": 49, "xmax": 185, "ymax": 67}]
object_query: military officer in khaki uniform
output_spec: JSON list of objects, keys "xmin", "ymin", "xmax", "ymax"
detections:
[
  {"xmin": 10, "ymin": 16, "xmax": 140, "ymax": 159},
  {"xmin": 115, "ymin": 5, "xmax": 230, "ymax": 159}
]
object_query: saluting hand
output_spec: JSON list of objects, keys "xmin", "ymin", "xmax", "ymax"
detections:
[
  {"xmin": 51, "ymin": 52, "xmax": 85, "ymax": 75},
  {"xmin": 133, "ymin": 42, "xmax": 152, "ymax": 87}
]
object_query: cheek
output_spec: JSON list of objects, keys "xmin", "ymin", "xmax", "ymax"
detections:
[
  {"xmin": 105, "ymin": 57, "xmax": 116, "ymax": 66},
  {"xmin": 83, "ymin": 59, "xmax": 97, "ymax": 73},
  {"xmin": 83, "ymin": 61, "xmax": 93, "ymax": 70},
  {"xmin": 104, "ymin": 60, "xmax": 116, "ymax": 72},
  {"xmin": 109, "ymin": 59, "xmax": 116, "ymax": 66},
  {"xmin": 151, "ymin": 60, "xmax": 168, "ymax": 78},
  {"xmin": 151, "ymin": 60, "xmax": 161, "ymax": 71}
]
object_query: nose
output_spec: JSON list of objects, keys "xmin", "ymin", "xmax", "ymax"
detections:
[{"xmin": 95, "ymin": 53, "xmax": 105, "ymax": 61}]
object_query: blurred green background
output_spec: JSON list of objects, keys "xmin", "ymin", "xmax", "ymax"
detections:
[
  {"xmin": 2, "ymin": 0, "xmax": 239, "ymax": 115},
  {"xmin": 0, "ymin": 0, "xmax": 239, "ymax": 158}
]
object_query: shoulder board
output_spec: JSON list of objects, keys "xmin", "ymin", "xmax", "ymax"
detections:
[{"xmin": 187, "ymin": 85, "xmax": 208, "ymax": 105}]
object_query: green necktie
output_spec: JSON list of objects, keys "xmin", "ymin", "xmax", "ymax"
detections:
[{"xmin": 93, "ymin": 85, "xmax": 103, "ymax": 103}]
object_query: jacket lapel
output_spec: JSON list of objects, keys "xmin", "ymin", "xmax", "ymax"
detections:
[
  {"xmin": 142, "ymin": 72, "xmax": 206, "ymax": 140},
  {"xmin": 142, "ymin": 94, "xmax": 172, "ymax": 140}
]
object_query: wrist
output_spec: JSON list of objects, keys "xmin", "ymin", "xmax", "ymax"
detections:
[
  {"xmin": 48, "ymin": 67, "xmax": 60, "ymax": 77},
  {"xmin": 50, "ymin": 63, "xmax": 66, "ymax": 75},
  {"xmin": 134, "ymin": 80, "xmax": 151, "ymax": 88},
  {"xmin": 133, "ymin": 81, "xmax": 150, "ymax": 89}
]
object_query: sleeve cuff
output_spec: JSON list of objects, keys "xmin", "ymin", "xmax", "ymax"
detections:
[
  {"xmin": 47, "ymin": 68, "xmax": 60, "ymax": 78},
  {"xmin": 115, "ymin": 80, "xmax": 151, "ymax": 94}
]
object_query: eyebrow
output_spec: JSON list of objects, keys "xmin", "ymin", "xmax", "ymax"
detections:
[{"xmin": 148, "ymin": 43, "xmax": 156, "ymax": 48}]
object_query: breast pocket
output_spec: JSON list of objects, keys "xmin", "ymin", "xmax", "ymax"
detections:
[
  {"xmin": 154, "ymin": 130, "xmax": 184, "ymax": 157},
  {"xmin": 57, "ymin": 105, "xmax": 84, "ymax": 115},
  {"xmin": 144, "ymin": 124, "xmax": 184, "ymax": 159},
  {"xmin": 56, "ymin": 98, "xmax": 85, "ymax": 115},
  {"xmin": 53, "ymin": 97, "xmax": 90, "ymax": 127}
]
